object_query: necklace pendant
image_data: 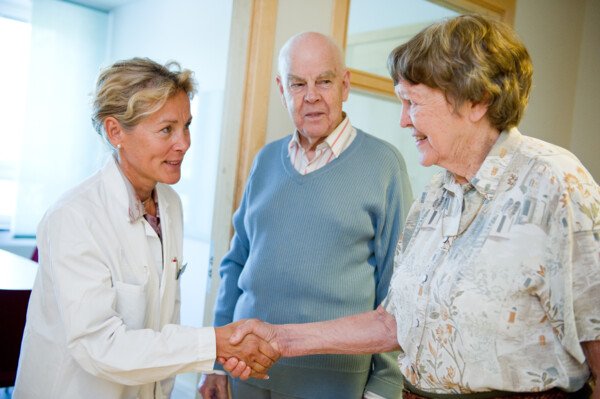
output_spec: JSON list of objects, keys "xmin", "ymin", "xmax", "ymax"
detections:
[{"xmin": 441, "ymin": 237, "xmax": 453, "ymax": 251}]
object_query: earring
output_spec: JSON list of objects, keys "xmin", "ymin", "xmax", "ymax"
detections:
[{"xmin": 116, "ymin": 144, "xmax": 122, "ymax": 150}]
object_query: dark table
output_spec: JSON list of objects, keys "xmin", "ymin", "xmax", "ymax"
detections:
[{"xmin": 0, "ymin": 249, "xmax": 38, "ymax": 388}]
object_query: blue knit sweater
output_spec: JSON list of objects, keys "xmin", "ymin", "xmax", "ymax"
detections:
[{"xmin": 214, "ymin": 129, "xmax": 413, "ymax": 398}]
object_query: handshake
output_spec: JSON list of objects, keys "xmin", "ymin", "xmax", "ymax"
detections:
[
  {"xmin": 202, "ymin": 307, "xmax": 398, "ymax": 397},
  {"xmin": 200, "ymin": 319, "xmax": 284, "ymax": 398},
  {"xmin": 198, "ymin": 319, "xmax": 294, "ymax": 399},
  {"xmin": 214, "ymin": 319, "xmax": 283, "ymax": 380},
  {"xmin": 211, "ymin": 305, "xmax": 395, "ymax": 379}
]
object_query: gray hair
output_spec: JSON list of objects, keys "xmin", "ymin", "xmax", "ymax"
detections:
[{"xmin": 387, "ymin": 14, "xmax": 532, "ymax": 131}]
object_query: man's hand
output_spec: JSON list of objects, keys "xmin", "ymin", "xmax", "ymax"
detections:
[
  {"xmin": 198, "ymin": 374, "xmax": 228, "ymax": 399},
  {"xmin": 215, "ymin": 320, "xmax": 280, "ymax": 380}
]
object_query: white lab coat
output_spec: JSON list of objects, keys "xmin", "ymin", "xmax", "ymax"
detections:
[{"xmin": 14, "ymin": 158, "xmax": 216, "ymax": 399}]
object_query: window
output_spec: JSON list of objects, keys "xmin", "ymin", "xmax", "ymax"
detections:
[
  {"xmin": 0, "ymin": 15, "xmax": 30, "ymax": 230},
  {"xmin": 0, "ymin": 0, "xmax": 232, "ymax": 334}
]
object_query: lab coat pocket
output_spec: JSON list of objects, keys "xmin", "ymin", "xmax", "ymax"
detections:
[{"xmin": 114, "ymin": 280, "xmax": 148, "ymax": 329}]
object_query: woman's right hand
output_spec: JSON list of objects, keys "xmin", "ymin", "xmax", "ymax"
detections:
[{"xmin": 198, "ymin": 374, "xmax": 228, "ymax": 399}]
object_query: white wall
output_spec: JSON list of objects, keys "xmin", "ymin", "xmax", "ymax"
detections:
[{"xmin": 109, "ymin": 0, "xmax": 231, "ymax": 92}]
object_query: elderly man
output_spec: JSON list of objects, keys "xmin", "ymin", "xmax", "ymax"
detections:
[{"xmin": 200, "ymin": 32, "xmax": 412, "ymax": 399}]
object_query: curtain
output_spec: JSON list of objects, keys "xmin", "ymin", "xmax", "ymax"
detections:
[{"xmin": 12, "ymin": 0, "xmax": 109, "ymax": 236}]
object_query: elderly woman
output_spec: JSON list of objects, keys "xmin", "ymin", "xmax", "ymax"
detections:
[
  {"xmin": 14, "ymin": 58, "xmax": 277, "ymax": 399},
  {"xmin": 226, "ymin": 14, "xmax": 599, "ymax": 399}
]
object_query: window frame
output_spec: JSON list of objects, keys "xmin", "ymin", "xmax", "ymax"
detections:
[
  {"xmin": 331, "ymin": 0, "xmax": 516, "ymax": 98},
  {"xmin": 0, "ymin": 12, "xmax": 31, "ymax": 231}
]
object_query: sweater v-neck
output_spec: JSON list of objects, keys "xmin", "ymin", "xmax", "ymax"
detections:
[{"xmin": 280, "ymin": 129, "xmax": 365, "ymax": 184}]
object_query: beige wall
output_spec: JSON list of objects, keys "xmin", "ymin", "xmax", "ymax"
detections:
[
  {"xmin": 570, "ymin": 0, "xmax": 600, "ymax": 179},
  {"xmin": 515, "ymin": 0, "xmax": 599, "ymax": 179}
]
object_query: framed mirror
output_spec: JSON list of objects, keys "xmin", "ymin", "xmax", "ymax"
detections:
[{"xmin": 332, "ymin": 0, "xmax": 516, "ymax": 97}]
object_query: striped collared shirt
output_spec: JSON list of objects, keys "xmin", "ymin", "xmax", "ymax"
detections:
[{"xmin": 287, "ymin": 114, "xmax": 356, "ymax": 175}]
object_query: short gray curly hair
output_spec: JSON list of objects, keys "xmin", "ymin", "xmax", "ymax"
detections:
[{"xmin": 388, "ymin": 14, "xmax": 532, "ymax": 131}]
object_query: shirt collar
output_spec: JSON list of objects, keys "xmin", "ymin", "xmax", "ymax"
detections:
[
  {"xmin": 469, "ymin": 128, "xmax": 523, "ymax": 199},
  {"xmin": 288, "ymin": 113, "xmax": 352, "ymax": 159}
]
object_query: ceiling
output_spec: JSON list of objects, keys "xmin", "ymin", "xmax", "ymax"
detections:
[
  {"xmin": 0, "ymin": 0, "xmax": 136, "ymax": 15},
  {"xmin": 65, "ymin": 0, "xmax": 136, "ymax": 12}
]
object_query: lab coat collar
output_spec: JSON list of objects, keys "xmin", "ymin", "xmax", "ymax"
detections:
[{"xmin": 104, "ymin": 155, "xmax": 171, "ymax": 225}]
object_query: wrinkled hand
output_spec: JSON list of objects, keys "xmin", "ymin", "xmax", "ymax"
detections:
[
  {"xmin": 215, "ymin": 320, "xmax": 280, "ymax": 380},
  {"xmin": 198, "ymin": 374, "xmax": 228, "ymax": 399}
]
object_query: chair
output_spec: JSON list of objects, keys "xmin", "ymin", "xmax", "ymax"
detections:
[
  {"xmin": 0, "ymin": 289, "xmax": 31, "ymax": 388},
  {"xmin": 30, "ymin": 247, "xmax": 38, "ymax": 263}
]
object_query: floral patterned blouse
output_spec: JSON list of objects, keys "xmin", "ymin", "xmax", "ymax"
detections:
[{"xmin": 385, "ymin": 128, "xmax": 600, "ymax": 394}]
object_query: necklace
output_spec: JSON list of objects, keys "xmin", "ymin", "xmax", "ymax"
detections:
[{"xmin": 141, "ymin": 196, "xmax": 156, "ymax": 217}]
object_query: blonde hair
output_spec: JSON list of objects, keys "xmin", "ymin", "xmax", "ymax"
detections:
[
  {"xmin": 388, "ymin": 14, "xmax": 532, "ymax": 131},
  {"xmin": 92, "ymin": 57, "xmax": 196, "ymax": 141}
]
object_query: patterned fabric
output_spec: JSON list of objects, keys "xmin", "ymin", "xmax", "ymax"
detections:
[
  {"xmin": 385, "ymin": 128, "xmax": 600, "ymax": 394},
  {"xmin": 287, "ymin": 113, "xmax": 356, "ymax": 174}
]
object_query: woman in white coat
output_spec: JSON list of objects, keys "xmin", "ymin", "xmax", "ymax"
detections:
[{"xmin": 14, "ymin": 58, "xmax": 278, "ymax": 399}]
